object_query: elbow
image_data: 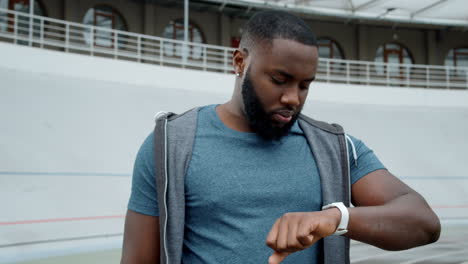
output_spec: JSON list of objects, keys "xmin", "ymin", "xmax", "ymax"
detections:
[
  {"xmin": 412, "ymin": 205, "xmax": 441, "ymax": 248},
  {"xmin": 395, "ymin": 203, "xmax": 442, "ymax": 250},
  {"xmin": 424, "ymin": 214, "xmax": 441, "ymax": 245},
  {"xmin": 414, "ymin": 194, "xmax": 442, "ymax": 246},
  {"xmin": 380, "ymin": 216, "xmax": 441, "ymax": 251}
]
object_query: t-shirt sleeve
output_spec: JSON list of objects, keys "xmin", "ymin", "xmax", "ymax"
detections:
[
  {"xmin": 347, "ymin": 134, "xmax": 386, "ymax": 185},
  {"xmin": 127, "ymin": 131, "xmax": 160, "ymax": 216}
]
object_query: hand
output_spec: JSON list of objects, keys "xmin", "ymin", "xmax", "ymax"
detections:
[{"xmin": 265, "ymin": 209, "xmax": 341, "ymax": 264}]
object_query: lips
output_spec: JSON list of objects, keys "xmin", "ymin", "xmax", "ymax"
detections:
[{"xmin": 272, "ymin": 110, "xmax": 294, "ymax": 124}]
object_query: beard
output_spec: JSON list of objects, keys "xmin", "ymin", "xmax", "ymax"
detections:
[{"xmin": 241, "ymin": 68, "xmax": 301, "ymax": 141}]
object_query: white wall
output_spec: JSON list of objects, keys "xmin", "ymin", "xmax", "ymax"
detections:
[{"xmin": 1, "ymin": 42, "xmax": 468, "ymax": 262}]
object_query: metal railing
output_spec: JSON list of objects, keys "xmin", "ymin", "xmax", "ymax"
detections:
[{"xmin": 1, "ymin": 7, "xmax": 467, "ymax": 90}]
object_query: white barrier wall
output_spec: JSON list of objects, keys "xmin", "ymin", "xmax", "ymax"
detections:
[{"xmin": 1, "ymin": 42, "xmax": 468, "ymax": 262}]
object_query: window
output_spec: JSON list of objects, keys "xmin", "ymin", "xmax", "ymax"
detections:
[
  {"xmin": 375, "ymin": 43, "xmax": 413, "ymax": 77},
  {"xmin": 82, "ymin": 5, "xmax": 127, "ymax": 47},
  {"xmin": 445, "ymin": 48, "xmax": 468, "ymax": 68},
  {"xmin": 0, "ymin": 0, "xmax": 45, "ymax": 34},
  {"xmin": 317, "ymin": 38, "xmax": 344, "ymax": 59},
  {"xmin": 0, "ymin": 0, "xmax": 9, "ymax": 32},
  {"xmin": 445, "ymin": 47, "xmax": 468, "ymax": 79},
  {"xmin": 162, "ymin": 19, "xmax": 204, "ymax": 59}
]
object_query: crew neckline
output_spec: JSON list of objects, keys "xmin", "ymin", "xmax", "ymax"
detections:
[
  {"xmin": 209, "ymin": 104, "xmax": 258, "ymax": 139},
  {"xmin": 205, "ymin": 104, "xmax": 302, "ymax": 141}
]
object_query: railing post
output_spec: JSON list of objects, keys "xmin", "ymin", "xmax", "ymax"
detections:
[
  {"xmin": 346, "ymin": 61, "xmax": 350, "ymax": 84},
  {"xmin": 182, "ymin": 43, "xmax": 188, "ymax": 67},
  {"xmin": 181, "ymin": 43, "xmax": 186, "ymax": 69},
  {"xmin": 386, "ymin": 63, "xmax": 390, "ymax": 86},
  {"xmin": 426, "ymin": 66, "xmax": 429, "ymax": 89},
  {"xmin": 90, "ymin": 26, "xmax": 94, "ymax": 56},
  {"xmin": 159, "ymin": 39, "xmax": 163, "ymax": 65},
  {"xmin": 40, "ymin": 18, "xmax": 44, "ymax": 48},
  {"xmin": 203, "ymin": 46, "xmax": 207, "ymax": 71},
  {"xmin": 406, "ymin": 65, "xmax": 410, "ymax": 87},
  {"xmin": 29, "ymin": 5, "xmax": 33, "ymax": 46},
  {"xmin": 466, "ymin": 69, "xmax": 468, "ymax": 90},
  {"xmin": 445, "ymin": 65, "xmax": 450, "ymax": 89},
  {"xmin": 114, "ymin": 32, "xmax": 118, "ymax": 59},
  {"xmin": 326, "ymin": 60, "xmax": 330, "ymax": 83},
  {"xmin": 13, "ymin": 13, "xmax": 18, "ymax": 44},
  {"xmin": 65, "ymin": 23, "xmax": 69, "ymax": 52},
  {"xmin": 223, "ymin": 49, "xmax": 228, "ymax": 74},
  {"xmin": 137, "ymin": 35, "xmax": 141, "ymax": 62},
  {"xmin": 366, "ymin": 63, "xmax": 370, "ymax": 85}
]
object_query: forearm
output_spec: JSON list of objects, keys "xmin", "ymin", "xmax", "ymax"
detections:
[{"xmin": 346, "ymin": 192, "xmax": 441, "ymax": 250}]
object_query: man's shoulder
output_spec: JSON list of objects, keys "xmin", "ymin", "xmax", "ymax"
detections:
[
  {"xmin": 154, "ymin": 106, "xmax": 205, "ymax": 126},
  {"xmin": 163, "ymin": 104, "xmax": 219, "ymax": 121},
  {"xmin": 165, "ymin": 107, "xmax": 200, "ymax": 121},
  {"xmin": 157, "ymin": 107, "xmax": 205, "ymax": 144},
  {"xmin": 298, "ymin": 114, "xmax": 344, "ymax": 135}
]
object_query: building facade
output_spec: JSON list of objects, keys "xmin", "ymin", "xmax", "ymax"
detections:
[{"xmin": 1, "ymin": 0, "xmax": 467, "ymax": 67}]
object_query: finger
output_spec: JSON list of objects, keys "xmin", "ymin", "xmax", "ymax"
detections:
[
  {"xmin": 266, "ymin": 218, "xmax": 281, "ymax": 249},
  {"xmin": 297, "ymin": 221, "xmax": 317, "ymax": 247},
  {"xmin": 276, "ymin": 216, "xmax": 289, "ymax": 251},
  {"xmin": 297, "ymin": 233, "xmax": 315, "ymax": 247},
  {"xmin": 287, "ymin": 220, "xmax": 303, "ymax": 251},
  {"xmin": 268, "ymin": 251, "xmax": 290, "ymax": 264}
]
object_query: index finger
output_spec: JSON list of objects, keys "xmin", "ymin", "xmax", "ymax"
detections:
[
  {"xmin": 266, "ymin": 218, "xmax": 281, "ymax": 249},
  {"xmin": 268, "ymin": 251, "xmax": 289, "ymax": 264}
]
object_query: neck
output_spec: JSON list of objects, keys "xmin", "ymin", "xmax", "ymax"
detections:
[{"xmin": 217, "ymin": 90, "xmax": 252, "ymax": 132}]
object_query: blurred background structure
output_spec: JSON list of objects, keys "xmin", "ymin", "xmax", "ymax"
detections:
[{"xmin": 0, "ymin": 0, "xmax": 467, "ymax": 263}]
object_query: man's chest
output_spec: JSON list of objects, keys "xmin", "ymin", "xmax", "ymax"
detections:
[{"xmin": 184, "ymin": 133, "xmax": 323, "ymax": 214}]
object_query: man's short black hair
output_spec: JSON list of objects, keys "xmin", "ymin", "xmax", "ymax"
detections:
[{"xmin": 240, "ymin": 10, "xmax": 317, "ymax": 51}]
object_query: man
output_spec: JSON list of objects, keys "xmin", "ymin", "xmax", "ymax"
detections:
[{"xmin": 121, "ymin": 10, "xmax": 440, "ymax": 264}]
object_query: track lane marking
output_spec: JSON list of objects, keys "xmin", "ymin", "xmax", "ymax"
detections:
[
  {"xmin": 352, "ymin": 239, "xmax": 468, "ymax": 263},
  {"xmin": 0, "ymin": 215, "xmax": 125, "ymax": 225},
  {"xmin": 397, "ymin": 248, "xmax": 468, "ymax": 264},
  {"xmin": 0, "ymin": 233, "xmax": 123, "ymax": 248},
  {"xmin": 0, "ymin": 209, "xmax": 466, "ymax": 226},
  {"xmin": 432, "ymin": 204, "xmax": 468, "ymax": 209}
]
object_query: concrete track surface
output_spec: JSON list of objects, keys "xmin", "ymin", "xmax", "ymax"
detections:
[
  {"xmin": 3, "ymin": 224, "xmax": 467, "ymax": 264},
  {"xmin": 351, "ymin": 224, "xmax": 468, "ymax": 264}
]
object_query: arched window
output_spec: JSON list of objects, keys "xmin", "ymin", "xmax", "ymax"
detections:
[
  {"xmin": 445, "ymin": 47, "xmax": 468, "ymax": 68},
  {"xmin": 374, "ymin": 43, "xmax": 413, "ymax": 77},
  {"xmin": 317, "ymin": 38, "xmax": 344, "ymax": 59},
  {"xmin": 82, "ymin": 5, "xmax": 127, "ymax": 47},
  {"xmin": 162, "ymin": 19, "xmax": 204, "ymax": 59},
  {"xmin": 0, "ymin": 0, "xmax": 45, "ymax": 34}
]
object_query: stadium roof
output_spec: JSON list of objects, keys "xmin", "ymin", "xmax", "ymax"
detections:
[{"xmin": 199, "ymin": 0, "xmax": 468, "ymax": 27}]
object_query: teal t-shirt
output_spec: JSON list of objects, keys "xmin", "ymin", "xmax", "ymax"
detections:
[{"xmin": 128, "ymin": 104, "xmax": 386, "ymax": 264}]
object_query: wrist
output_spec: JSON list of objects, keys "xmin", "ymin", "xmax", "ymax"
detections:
[
  {"xmin": 322, "ymin": 202, "xmax": 349, "ymax": 235},
  {"xmin": 323, "ymin": 207, "xmax": 341, "ymax": 230}
]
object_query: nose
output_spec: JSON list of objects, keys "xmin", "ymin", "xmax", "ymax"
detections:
[{"xmin": 280, "ymin": 86, "xmax": 301, "ymax": 107}]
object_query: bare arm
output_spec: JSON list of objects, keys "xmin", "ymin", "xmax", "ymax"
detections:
[
  {"xmin": 346, "ymin": 169, "xmax": 440, "ymax": 250},
  {"xmin": 121, "ymin": 210, "xmax": 160, "ymax": 264},
  {"xmin": 266, "ymin": 169, "xmax": 441, "ymax": 264}
]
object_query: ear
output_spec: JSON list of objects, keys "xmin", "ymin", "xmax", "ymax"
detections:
[{"xmin": 232, "ymin": 49, "xmax": 247, "ymax": 76}]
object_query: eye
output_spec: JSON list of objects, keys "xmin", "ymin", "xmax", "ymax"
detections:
[
  {"xmin": 299, "ymin": 81, "xmax": 311, "ymax": 90},
  {"xmin": 271, "ymin": 76, "xmax": 286, "ymax": 85}
]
